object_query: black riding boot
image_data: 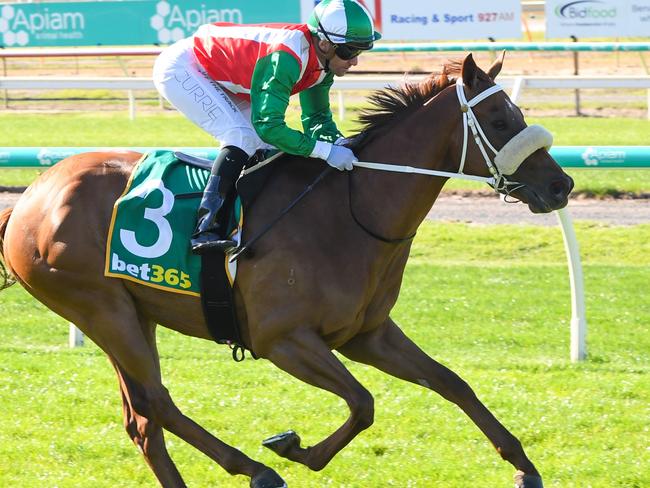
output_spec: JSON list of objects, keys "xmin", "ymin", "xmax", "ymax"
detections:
[{"xmin": 191, "ymin": 146, "xmax": 249, "ymax": 254}]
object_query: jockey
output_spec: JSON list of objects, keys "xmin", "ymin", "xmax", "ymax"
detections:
[{"xmin": 153, "ymin": 0, "xmax": 381, "ymax": 254}]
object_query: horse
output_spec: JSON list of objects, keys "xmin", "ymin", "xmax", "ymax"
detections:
[{"xmin": 0, "ymin": 53, "xmax": 573, "ymax": 488}]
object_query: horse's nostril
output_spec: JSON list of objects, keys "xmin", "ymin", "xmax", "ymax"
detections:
[{"xmin": 550, "ymin": 177, "xmax": 571, "ymax": 197}]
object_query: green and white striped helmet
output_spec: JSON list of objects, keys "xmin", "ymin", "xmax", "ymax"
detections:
[{"xmin": 308, "ymin": 0, "xmax": 381, "ymax": 48}]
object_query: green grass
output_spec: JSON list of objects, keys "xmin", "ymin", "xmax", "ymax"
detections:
[
  {"xmin": 1, "ymin": 112, "xmax": 650, "ymax": 194},
  {"xmin": 0, "ymin": 222, "xmax": 648, "ymax": 487}
]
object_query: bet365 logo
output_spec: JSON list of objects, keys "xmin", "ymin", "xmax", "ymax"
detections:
[{"xmin": 150, "ymin": 1, "xmax": 243, "ymax": 44}]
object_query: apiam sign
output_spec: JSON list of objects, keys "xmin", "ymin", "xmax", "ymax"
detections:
[
  {"xmin": 545, "ymin": 0, "xmax": 650, "ymax": 38},
  {"xmin": 0, "ymin": 0, "xmax": 300, "ymax": 47}
]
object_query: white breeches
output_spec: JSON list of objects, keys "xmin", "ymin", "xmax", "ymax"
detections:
[{"xmin": 152, "ymin": 37, "xmax": 272, "ymax": 157}]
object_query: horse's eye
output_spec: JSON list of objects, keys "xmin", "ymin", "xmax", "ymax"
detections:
[{"xmin": 492, "ymin": 120, "xmax": 507, "ymax": 131}]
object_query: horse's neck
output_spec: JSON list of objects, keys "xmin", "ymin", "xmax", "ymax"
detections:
[{"xmin": 355, "ymin": 93, "xmax": 459, "ymax": 238}]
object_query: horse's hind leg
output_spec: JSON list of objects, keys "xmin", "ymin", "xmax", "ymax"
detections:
[
  {"xmin": 95, "ymin": 305, "xmax": 285, "ymax": 487},
  {"xmin": 114, "ymin": 363, "xmax": 185, "ymax": 486},
  {"xmin": 109, "ymin": 320, "xmax": 185, "ymax": 487},
  {"xmin": 338, "ymin": 318, "xmax": 543, "ymax": 488},
  {"xmin": 36, "ymin": 281, "xmax": 284, "ymax": 487}
]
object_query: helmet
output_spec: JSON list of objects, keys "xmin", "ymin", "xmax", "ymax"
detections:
[{"xmin": 308, "ymin": 0, "xmax": 381, "ymax": 49}]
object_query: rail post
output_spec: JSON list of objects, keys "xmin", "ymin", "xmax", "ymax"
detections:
[{"xmin": 556, "ymin": 207, "xmax": 587, "ymax": 361}]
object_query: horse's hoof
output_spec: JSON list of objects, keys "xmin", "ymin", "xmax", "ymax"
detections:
[
  {"xmin": 514, "ymin": 470, "xmax": 544, "ymax": 488},
  {"xmin": 250, "ymin": 468, "xmax": 287, "ymax": 488},
  {"xmin": 262, "ymin": 430, "xmax": 301, "ymax": 457}
]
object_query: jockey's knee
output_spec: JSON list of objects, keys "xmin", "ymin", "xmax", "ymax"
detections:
[{"xmin": 220, "ymin": 128, "xmax": 262, "ymax": 158}]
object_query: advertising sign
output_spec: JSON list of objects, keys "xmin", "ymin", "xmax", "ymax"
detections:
[
  {"xmin": 380, "ymin": 0, "xmax": 521, "ymax": 41},
  {"xmin": 545, "ymin": 0, "xmax": 650, "ymax": 38},
  {"xmin": 0, "ymin": 0, "xmax": 300, "ymax": 47},
  {"xmin": 302, "ymin": 0, "xmax": 520, "ymax": 41},
  {"xmin": 628, "ymin": 1, "xmax": 650, "ymax": 35}
]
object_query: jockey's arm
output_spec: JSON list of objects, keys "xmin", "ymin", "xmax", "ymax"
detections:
[
  {"xmin": 250, "ymin": 51, "xmax": 333, "ymax": 160},
  {"xmin": 299, "ymin": 74, "xmax": 344, "ymax": 144}
]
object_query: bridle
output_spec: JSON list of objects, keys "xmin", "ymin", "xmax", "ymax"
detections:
[
  {"xmin": 354, "ymin": 78, "xmax": 552, "ymax": 198},
  {"xmin": 453, "ymin": 78, "xmax": 524, "ymax": 196},
  {"xmin": 235, "ymin": 77, "xmax": 554, "ymax": 254},
  {"xmin": 349, "ymin": 77, "xmax": 554, "ymax": 242}
]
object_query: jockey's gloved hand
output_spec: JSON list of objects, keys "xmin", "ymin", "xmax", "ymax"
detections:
[
  {"xmin": 326, "ymin": 145, "xmax": 357, "ymax": 171},
  {"xmin": 334, "ymin": 136, "xmax": 353, "ymax": 146}
]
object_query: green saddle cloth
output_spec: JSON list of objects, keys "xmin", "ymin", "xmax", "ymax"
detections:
[{"xmin": 105, "ymin": 150, "xmax": 240, "ymax": 295}]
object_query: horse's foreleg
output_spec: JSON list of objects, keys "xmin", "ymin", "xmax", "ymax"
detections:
[
  {"xmin": 337, "ymin": 318, "xmax": 543, "ymax": 488},
  {"xmin": 262, "ymin": 327, "xmax": 374, "ymax": 471}
]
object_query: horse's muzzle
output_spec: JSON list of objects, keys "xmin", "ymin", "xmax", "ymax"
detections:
[{"xmin": 519, "ymin": 174, "xmax": 574, "ymax": 213}]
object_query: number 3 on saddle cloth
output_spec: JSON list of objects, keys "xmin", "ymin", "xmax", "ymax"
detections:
[{"xmin": 105, "ymin": 150, "xmax": 271, "ymax": 360}]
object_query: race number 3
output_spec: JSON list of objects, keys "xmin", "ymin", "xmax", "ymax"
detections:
[{"xmin": 120, "ymin": 179, "xmax": 174, "ymax": 259}]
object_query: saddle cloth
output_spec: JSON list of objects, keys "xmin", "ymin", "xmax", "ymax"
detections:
[{"xmin": 105, "ymin": 150, "xmax": 241, "ymax": 296}]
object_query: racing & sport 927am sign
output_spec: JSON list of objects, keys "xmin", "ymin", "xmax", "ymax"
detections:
[{"xmin": 379, "ymin": 0, "xmax": 521, "ymax": 41}]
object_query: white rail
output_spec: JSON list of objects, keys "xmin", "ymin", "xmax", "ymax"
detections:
[
  {"xmin": 2, "ymin": 75, "xmax": 650, "ymax": 120},
  {"xmin": 1, "ymin": 41, "xmax": 648, "ymax": 59}
]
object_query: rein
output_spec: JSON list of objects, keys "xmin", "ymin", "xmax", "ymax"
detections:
[
  {"xmin": 346, "ymin": 78, "xmax": 552, "ymax": 244},
  {"xmin": 236, "ymin": 78, "xmax": 554, "ymax": 252},
  {"xmin": 348, "ymin": 171, "xmax": 415, "ymax": 244}
]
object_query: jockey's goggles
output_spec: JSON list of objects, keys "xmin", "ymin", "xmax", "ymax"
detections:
[
  {"xmin": 333, "ymin": 42, "xmax": 369, "ymax": 60},
  {"xmin": 317, "ymin": 21, "xmax": 373, "ymax": 60}
]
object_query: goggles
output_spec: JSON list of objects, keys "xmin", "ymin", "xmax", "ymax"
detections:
[
  {"xmin": 317, "ymin": 20, "xmax": 372, "ymax": 60},
  {"xmin": 333, "ymin": 43, "xmax": 369, "ymax": 60}
]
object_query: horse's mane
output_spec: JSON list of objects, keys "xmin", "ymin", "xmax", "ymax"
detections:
[{"xmin": 351, "ymin": 60, "xmax": 465, "ymax": 150}]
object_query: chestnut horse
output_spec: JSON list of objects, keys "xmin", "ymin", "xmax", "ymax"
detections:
[{"xmin": 0, "ymin": 54, "xmax": 572, "ymax": 488}]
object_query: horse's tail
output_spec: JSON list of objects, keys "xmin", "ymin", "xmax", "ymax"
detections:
[{"xmin": 0, "ymin": 207, "xmax": 16, "ymax": 290}]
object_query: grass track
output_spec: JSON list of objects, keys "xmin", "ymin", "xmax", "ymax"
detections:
[{"xmin": 0, "ymin": 222, "xmax": 648, "ymax": 487}]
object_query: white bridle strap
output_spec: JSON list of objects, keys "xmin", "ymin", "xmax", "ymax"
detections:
[
  {"xmin": 352, "ymin": 161, "xmax": 495, "ymax": 184},
  {"xmin": 456, "ymin": 78, "xmax": 504, "ymax": 175}
]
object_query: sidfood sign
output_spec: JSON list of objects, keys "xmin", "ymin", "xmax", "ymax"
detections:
[
  {"xmin": 0, "ymin": 0, "xmax": 300, "ymax": 47},
  {"xmin": 546, "ymin": 0, "xmax": 650, "ymax": 38}
]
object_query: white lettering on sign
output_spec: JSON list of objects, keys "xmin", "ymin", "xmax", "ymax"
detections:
[
  {"xmin": 150, "ymin": 1, "xmax": 243, "ymax": 44},
  {"xmin": 380, "ymin": 0, "xmax": 521, "ymax": 41},
  {"xmin": 12, "ymin": 8, "xmax": 84, "ymax": 34}
]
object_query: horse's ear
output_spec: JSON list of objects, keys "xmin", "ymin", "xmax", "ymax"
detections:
[
  {"xmin": 487, "ymin": 50, "xmax": 506, "ymax": 80},
  {"xmin": 461, "ymin": 53, "xmax": 478, "ymax": 88}
]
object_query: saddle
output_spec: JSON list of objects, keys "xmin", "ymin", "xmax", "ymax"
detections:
[{"xmin": 105, "ymin": 150, "xmax": 280, "ymax": 361}]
